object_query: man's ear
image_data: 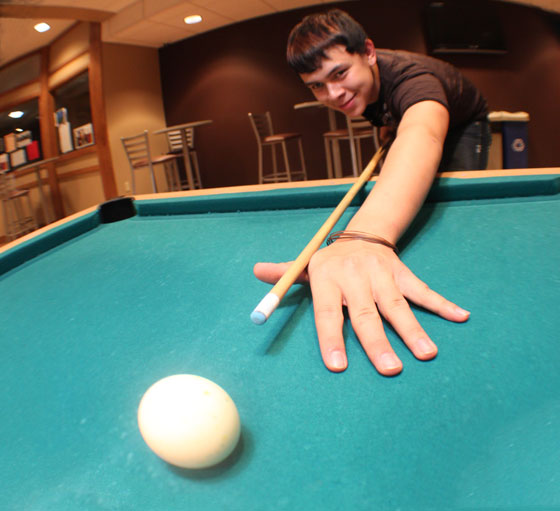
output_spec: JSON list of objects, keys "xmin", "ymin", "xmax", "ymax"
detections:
[{"xmin": 365, "ymin": 39, "xmax": 377, "ymax": 66}]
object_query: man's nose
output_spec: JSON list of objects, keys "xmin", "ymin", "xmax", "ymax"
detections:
[{"xmin": 325, "ymin": 82, "xmax": 343, "ymax": 100}]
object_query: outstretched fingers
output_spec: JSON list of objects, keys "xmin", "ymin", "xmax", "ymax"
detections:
[
  {"xmin": 396, "ymin": 265, "xmax": 470, "ymax": 323},
  {"xmin": 372, "ymin": 270, "xmax": 439, "ymax": 363},
  {"xmin": 309, "ymin": 277, "xmax": 348, "ymax": 372},
  {"xmin": 344, "ymin": 283, "xmax": 403, "ymax": 376}
]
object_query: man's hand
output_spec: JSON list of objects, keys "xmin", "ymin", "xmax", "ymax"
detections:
[{"xmin": 254, "ymin": 240, "xmax": 469, "ymax": 376}]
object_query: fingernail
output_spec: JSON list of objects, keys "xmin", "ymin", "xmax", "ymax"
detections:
[
  {"xmin": 454, "ymin": 306, "xmax": 470, "ymax": 318},
  {"xmin": 380, "ymin": 352, "xmax": 401, "ymax": 371},
  {"xmin": 329, "ymin": 350, "xmax": 347, "ymax": 370},
  {"xmin": 416, "ymin": 337, "xmax": 437, "ymax": 357}
]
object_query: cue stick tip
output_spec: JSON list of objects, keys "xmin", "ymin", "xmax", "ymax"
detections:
[
  {"xmin": 251, "ymin": 293, "xmax": 280, "ymax": 325},
  {"xmin": 250, "ymin": 310, "xmax": 267, "ymax": 325}
]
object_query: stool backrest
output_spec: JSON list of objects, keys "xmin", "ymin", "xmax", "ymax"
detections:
[
  {"xmin": 248, "ymin": 112, "xmax": 274, "ymax": 142},
  {"xmin": 121, "ymin": 130, "xmax": 153, "ymax": 169},
  {"xmin": 166, "ymin": 128, "xmax": 195, "ymax": 152}
]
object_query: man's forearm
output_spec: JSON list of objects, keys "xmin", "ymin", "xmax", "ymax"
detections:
[{"xmin": 346, "ymin": 102, "xmax": 448, "ymax": 243}]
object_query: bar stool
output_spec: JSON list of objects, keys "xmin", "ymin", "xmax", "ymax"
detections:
[
  {"xmin": 248, "ymin": 112, "xmax": 307, "ymax": 183},
  {"xmin": 121, "ymin": 130, "xmax": 180, "ymax": 194},
  {"xmin": 324, "ymin": 116, "xmax": 379, "ymax": 177},
  {"xmin": 0, "ymin": 171, "xmax": 37, "ymax": 241},
  {"xmin": 165, "ymin": 128, "xmax": 202, "ymax": 189}
]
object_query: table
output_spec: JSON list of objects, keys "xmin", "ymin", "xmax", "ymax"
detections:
[
  {"xmin": 1, "ymin": 169, "xmax": 560, "ymax": 510},
  {"xmin": 154, "ymin": 120, "xmax": 212, "ymax": 190}
]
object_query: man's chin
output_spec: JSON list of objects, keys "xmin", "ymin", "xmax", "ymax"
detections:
[{"xmin": 339, "ymin": 98, "xmax": 365, "ymax": 117}]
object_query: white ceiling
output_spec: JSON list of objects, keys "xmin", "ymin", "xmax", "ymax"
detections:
[{"xmin": 0, "ymin": 0, "xmax": 559, "ymax": 67}]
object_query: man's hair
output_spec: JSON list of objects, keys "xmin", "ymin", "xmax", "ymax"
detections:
[{"xmin": 286, "ymin": 9, "xmax": 368, "ymax": 74}]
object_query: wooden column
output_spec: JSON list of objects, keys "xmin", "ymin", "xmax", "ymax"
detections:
[
  {"xmin": 38, "ymin": 46, "xmax": 65, "ymax": 219},
  {"xmin": 88, "ymin": 22, "xmax": 117, "ymax": 200}
]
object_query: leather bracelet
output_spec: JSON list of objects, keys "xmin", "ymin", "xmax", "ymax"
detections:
[{"xmin": 326, "ymin": 230, "xmax": 399, "ymax": 254}]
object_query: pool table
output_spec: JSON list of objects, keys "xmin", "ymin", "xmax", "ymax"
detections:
[{"xmin": 1, "ymin": 169, "xmax": 559, "ymax": 510}]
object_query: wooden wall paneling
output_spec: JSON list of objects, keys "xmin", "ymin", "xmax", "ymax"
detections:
[
  {"xmin": 88, "ymin": 22, "xmax": 117, "ymax": 200},
  {"xmin": 159, "ymin": 0, "xmax": 560, "ymax": 182},
  {"xmin": 0, "ymin": 81, "xmax": 41, "ymax": 112},
  {"xmin": 38, "ymin": 46, "xmax": 64, "ymax": 219}
]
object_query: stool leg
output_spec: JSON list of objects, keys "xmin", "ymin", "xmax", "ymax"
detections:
[
  {"xmin": 25, "ymin": 194, "xmax": 37, "ymax": 231},
  {"xmin": 297, "ymin": 138, "xmax": 307, "ymax": 180},
  {"xmin": 281, "ymin": 141, "xmax": 291, "ymax": 182},
  {"xmin": 174, "ymin": 160, "xmax": 181, "ymax": 190},
  {"xmin": 271, "ymin": 145, "xmax": 279, "ymax": 178},
  {"xmin": 13, "ymin": 197, "xmax": 25, "ymax": 235},
  {"xmin": 10, "ymin": 200, "xmax": 21, "ymax": 239},
  {"xmin": 131, "ymin": 168, "xmax": 137, "ymax": 195},
  {"xmin": 324, "ymin": 137, "xmax": 334, "ymax": 179},
  {"xmin": 169, "ymin": 160, "xmax": 181, "ymax": 191},
  {"xmin": 7, "ymin": 200, "xmax": 16, "ymax": 240},
  {"xmin": 190, "ymin": 151, "xmax": 202, "ymax": 188},
  {"xmin": 257, "ymin": 145, "xmax": 264, "ymax": 184},
  {"xmin": 171, "ymin": 161, "xmax": 178, "ymax": 191},
  {"xmin": 1, "ymin": 199, "xmax": 11, "ymax": 241},
  {"xmin": 163, "ymin": 162, "xmax": 172, "ymax": 191},
  {"xmin": 148, "ymin": 163, "xmax": 158, "ymax": 193},
  {"xmin": 356, "ymin": 139, "xmax": 363, "ymax": 175},
  {"xmin": 349, "ymin": 137, "xmax": 359, "ymax": 177}
]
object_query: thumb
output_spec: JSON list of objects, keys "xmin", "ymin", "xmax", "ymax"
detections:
[{"xmin": 253, "ymin": 262, "xmax": 309, "ymax": 284}]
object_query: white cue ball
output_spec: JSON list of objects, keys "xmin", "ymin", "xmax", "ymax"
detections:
[{"xmin": 137, "ymin": 374, "xmax": 241, "ymax": 469}]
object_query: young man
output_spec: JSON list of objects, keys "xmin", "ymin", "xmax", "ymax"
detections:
[{"xmin": 254, "ymin": 9, "xmax": 486, "ymax": 376}]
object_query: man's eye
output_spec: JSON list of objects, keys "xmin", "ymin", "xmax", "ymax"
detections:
[
  {"xmin": 309, "ymin": 83, "xmax": 323, "ymax": 91},
  {"xmin": 334, "ymin": 69, "xmax": 346, "ymax": 79}
]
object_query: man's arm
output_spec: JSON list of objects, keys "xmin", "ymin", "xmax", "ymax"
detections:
[
  {"xmin": 346, "ymin": 100, "xmax": 449, "ymax": 242},
  {"xmin": 254, "ymin": 99, "xmax": 470, "ymax": 376}
]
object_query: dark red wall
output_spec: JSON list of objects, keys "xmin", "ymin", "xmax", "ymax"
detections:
[{"xmin": 159, "ymin": 0, "xmax": 560, "ymax": 187}]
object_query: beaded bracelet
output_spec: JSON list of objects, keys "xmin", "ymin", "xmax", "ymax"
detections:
[{"xmin": 326, "ymin": 230, "xmax": 399, "ymax": 254}]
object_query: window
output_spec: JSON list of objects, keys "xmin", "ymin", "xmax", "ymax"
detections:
[
  {"xmin": 52, "ymin": 71, "xmax": 93, "ymax": 152},
  {"xmin": 52, "ymin": 70, "xmax": 92, "ymax": 130},
  {"xmin": 0, "ymin": 97, "xmax": 41, "ymax": 170}
]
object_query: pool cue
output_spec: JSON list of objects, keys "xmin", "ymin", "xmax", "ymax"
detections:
[{"xmin": 250, "ymin": 144, "xmax": 387, "ymax": 325}]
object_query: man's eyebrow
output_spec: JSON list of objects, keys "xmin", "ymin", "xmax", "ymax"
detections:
[
  {"xmin": 326, "ymin": 64, "xmax": 346, "ymax": 78},
  {"xmin": 302, "ymin": 64, "xmax": 345, "ymax": 86}
]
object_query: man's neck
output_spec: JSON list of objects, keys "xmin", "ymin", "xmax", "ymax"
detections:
[{"xmin": 369, "ymin": 63, "xmax": 381, "ymax": 104}]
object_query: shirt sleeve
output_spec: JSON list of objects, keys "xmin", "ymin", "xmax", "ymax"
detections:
[{"xmin": 389, "ymin": 73, "xmax": 450, "ymax": 120}]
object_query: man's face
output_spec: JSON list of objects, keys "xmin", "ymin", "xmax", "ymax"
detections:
[{"xmin": 300, "ymin": 41, "xmax": 378, "ymax": 117}]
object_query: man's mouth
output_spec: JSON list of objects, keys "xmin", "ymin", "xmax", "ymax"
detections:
[{"xmin": 339, "ymin": 94, "xmax": 357, "ymax": 111}]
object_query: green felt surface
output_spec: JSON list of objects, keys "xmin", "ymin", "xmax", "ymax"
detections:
[{"xmin": 1, "ymin": 176, "xmax": 560, "ymax": 510}]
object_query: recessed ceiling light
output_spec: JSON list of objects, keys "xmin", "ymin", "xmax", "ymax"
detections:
[
  {"xmin": 184, "ymin": 15, "xmax": 202, "ymax": 25},
  {"xmin": 15, "ymin": 128, "xmax": 23, "ymax": 132},
  {"xmin": 34, "ymin": 22, "xmax": 51, "ymax": 33},
  {"xmin": 8, "ymin": 111, "xmax": 24, "ymax": 119}
]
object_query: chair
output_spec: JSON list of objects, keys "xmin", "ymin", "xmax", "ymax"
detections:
[
  {"xmin": 165, "ymin": 128, "xmax": 202, "ymax": 189},
  {"xmin": 121, "ymin": 130, "xmax": 180, "ymax": 194},
  {"xmin": 248, "ymin": 112, "xmax": 307, "ymax": 183},
  {"xmin": 324, "ymin": 116, "xmax": 379, "ymax": 177},
  {"xmin": 0, "ymin": 171, "xmax": 37, "ymax": 241}
]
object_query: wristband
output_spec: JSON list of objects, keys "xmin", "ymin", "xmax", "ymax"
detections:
[{"xmin": 326, "ymin": 230, "xmax": 399, "ymax": 254}]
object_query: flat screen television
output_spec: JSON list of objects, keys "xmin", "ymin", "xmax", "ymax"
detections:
[{"xmin": 425, "ymin": 1, "xmax": 507, "ymax": 55}]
